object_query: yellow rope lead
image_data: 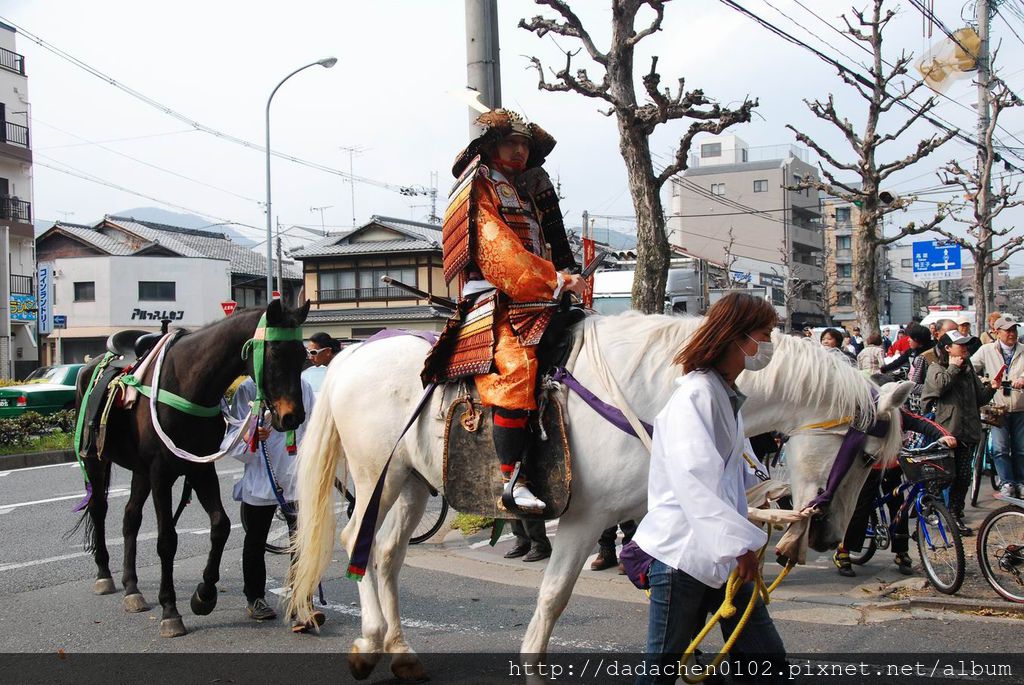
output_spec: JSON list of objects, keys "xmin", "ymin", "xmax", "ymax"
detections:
[{"xmin": 679, "ymin": 533, "xmax": 795, "ymax": 684}]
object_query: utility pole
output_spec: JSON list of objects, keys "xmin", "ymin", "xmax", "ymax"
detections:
[
  {"xmin": 977, "ymin": 0, "xmax": 994, "ymax": 317},
  {"xmin": 276, "ymin": 217, "xmax": 283, "ymax": 299},
  {"xmin": 465, "ymin": 0, "xmax": 501, "ymax": 131}
]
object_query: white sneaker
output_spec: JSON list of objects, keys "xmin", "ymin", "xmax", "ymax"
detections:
[
  {"xmin": 512, "ymin": 483, "xmax": 545, "ymax": 512},
  {"xmin": 999, "ymin": 483, "xmax": 1016, "ymax": 498}
]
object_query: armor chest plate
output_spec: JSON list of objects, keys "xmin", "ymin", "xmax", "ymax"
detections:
[{"xmin": 489, "ymin": 169, "xmax": 544, "ymax": 258}]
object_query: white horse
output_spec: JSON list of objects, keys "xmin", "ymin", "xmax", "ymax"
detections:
[{"xmin": 288, "ymin": 313, "xmax": 908, "ymax": 681}]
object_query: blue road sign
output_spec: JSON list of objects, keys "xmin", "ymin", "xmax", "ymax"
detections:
[
  {"xmin": 912, "ymin": 240, "xmax": 962, "ymax": 281},
  {"xmin": 52, "ymin": 315, "xmax": 67, "ymax": 329}
]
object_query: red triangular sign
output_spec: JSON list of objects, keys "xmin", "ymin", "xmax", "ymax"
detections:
[{"xmin": 221, "ymin": 300, "xmax": 238, "ymax": 316}]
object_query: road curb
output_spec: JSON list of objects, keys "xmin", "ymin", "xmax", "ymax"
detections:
[
  {"xmin": 906, "ymin": 595, "xmax": 1024, "ymax": 615},
  {"xmin": 0, "ymin": 448, "xmax": 75, "ymax": 471}
]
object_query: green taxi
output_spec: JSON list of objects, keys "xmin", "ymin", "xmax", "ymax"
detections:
[{"xmin": 0, "ymin": 364, "xmax": 84, "ymax": 418}]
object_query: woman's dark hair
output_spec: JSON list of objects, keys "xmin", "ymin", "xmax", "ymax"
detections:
[
  {"xmin": 866, "ymin": 333, "xmax": 883, "ymax": 346},
  {"xmin": 906, "ymin": 323, "xmax": 933, "ymax": 347},
  {"xmin": 308, "ymin": 331, "xmax": 341, "ymax": 352},
  {"xmin": 820, "ymin": 328, "xmax": 844, "ymax": 347},
  {"xmin": 674, "ymin": 292, "xmax": 778, "ymax": 373}
]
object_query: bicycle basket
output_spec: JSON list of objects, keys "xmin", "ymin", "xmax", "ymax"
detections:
[
  {"xmin": 898, "ymin": 447, "xmax": 955, "ymax": 485},
  {"xmin": 981, "ymin": 404, "xmax": 1007, "ymax": 428}
]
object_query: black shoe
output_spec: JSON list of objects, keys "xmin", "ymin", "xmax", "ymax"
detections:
[
  {"xmin": 504, "ymin": 541, "xmax": 531, "ymax": 559},
  {"xmin": 523, "ymin": 545, "xmax": 551, "ymax": 562},
  {"xmin": 590, "ymin": 548, "xmax": 618, "ymax": 571},
  {"xmin": 247, "ymin": 597, "xmax": 277, "ymax": 621},
  {"xmin": 894, "ymin": 552, "xmax": 913, "ymax": 575},
  {"xmin": 953, "ymin": 513, "xmax": 973, "ymax": 537}
]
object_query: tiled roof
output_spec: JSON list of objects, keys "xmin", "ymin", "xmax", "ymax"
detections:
[
  {"xmin": 42, "ymin": 217, "xmax": 302, "ymax": 280},
  {"xmin": 291, "ymin": 215, "xmax": 442, "ymax": 259},
  {"xmin": 305, "ymin": 305, "xmax": 448, "ymax": 324}
]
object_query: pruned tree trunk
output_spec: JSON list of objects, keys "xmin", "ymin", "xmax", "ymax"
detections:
[
  {"xmin": 852, "ymin": 208, "xmax": 881, "ymax": 339},
  {"xmin": 618, "ymin": 126, "xmax": 667, "ymax": 312}
]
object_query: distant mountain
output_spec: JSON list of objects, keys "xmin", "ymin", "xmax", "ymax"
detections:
[
  {"xmin": 570, "ymin": 226, "xmax": 637, "ymax": 250},
  {"xmin": 34, "ymin": 206, "xmax": 257, "ymax": 247}
]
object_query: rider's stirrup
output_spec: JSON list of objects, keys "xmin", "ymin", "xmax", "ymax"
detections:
[{"xmin": 501, "ymin": 461, "xmax": 545, "ymax": 515}]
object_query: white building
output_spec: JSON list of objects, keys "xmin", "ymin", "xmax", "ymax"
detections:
[
  {"xmin": 36, "ymin": 217, "xmax": 301, "ymax": 363},
  {"xmin": 0, "ymin": 22, "xmax": 34, "ymax": 378}
]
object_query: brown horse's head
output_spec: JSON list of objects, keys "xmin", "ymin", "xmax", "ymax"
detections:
[{"xmin": 249, "ymin": 298, "xmax": 310, "ymax": 431}]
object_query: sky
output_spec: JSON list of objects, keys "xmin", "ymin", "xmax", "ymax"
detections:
[{"xmin": 4, "ymin": 0, "xmax": 1024, "ymax": 271}]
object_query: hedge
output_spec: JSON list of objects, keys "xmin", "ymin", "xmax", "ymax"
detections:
[{"xmin": 0, "ymin": 410, "xmax": 76, "ymax": 450}]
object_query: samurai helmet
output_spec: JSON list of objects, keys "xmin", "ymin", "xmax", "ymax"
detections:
[{"xmin": 451, "ymin": 108, "xmax": 556, "ymax": 177}]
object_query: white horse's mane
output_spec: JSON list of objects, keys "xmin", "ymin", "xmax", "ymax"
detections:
[{"xmin": 582, "ymin": 311, "xmax": 879, "ymax": 431}]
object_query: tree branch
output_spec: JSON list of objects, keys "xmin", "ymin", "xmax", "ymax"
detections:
[
  {"xmin": 626, "ymin": 0, "xmax": 666, "ymax": 46},
  {"xmin": 518, "ymin": 0, "xmax": 608, "ymax": 65}
]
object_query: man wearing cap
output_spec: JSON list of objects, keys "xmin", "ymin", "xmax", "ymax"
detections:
[
  {"xmin": 971, "ymin": 316, "xmax": 1024, "ymax": 498},
  {"xmin": 423, "ymin": 109, "xmax": 585, "ymax": 513},
  {"xmin": 954, "ymin": 316, "xmax": 981, "ymax": 355},
  {"xmin": 921, "ymin": 319, "xmax": 958, "ymax": 365},
  {"xmin": 923, "ymin": 330, "xmax": 998, "ymax": 534}
]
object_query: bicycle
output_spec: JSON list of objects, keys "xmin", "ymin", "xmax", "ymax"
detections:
[
  {"xmin": 847, "ymin": 442, "xmax": 966, "ymax": 594},
  {"xmin": 976, "ymin": 492, "xmax": 1024, "ymax": 603},
  {"xmin": 971, "ymin": 405, "xmax": 1004, "ymax": 507}
]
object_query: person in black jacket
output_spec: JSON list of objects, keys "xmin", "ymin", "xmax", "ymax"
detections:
[{"xmin": 834, "ymin": 377, "xmax": 958, "ymax": 577}]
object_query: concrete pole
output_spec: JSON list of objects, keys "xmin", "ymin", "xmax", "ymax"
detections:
[
  {"xmin": 465, "ymin": 0, "xmax": 501, "ymax": 131},
  {"xmin": 977, "ymin": 0, "xmax": 994, "ymax": 315}
]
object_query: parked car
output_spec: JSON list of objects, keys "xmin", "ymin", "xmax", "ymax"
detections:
[{"xmin": 0, "ymin": 364, "xmax": 84, "ymax": 418}]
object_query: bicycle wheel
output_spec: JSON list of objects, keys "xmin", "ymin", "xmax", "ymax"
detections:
[
  {"xmin": 971, "ymin": 440, "xmax": 985, "ymax": 508},
  {"xmin": 977, "ymin": 505, "xmax": 1024, "ymax": 603},
  {"xmin": 410, "ymin": 495, "xmax": 450, "ymax": 545},
  {"xmin": 849, "ymin": 511, "xmax": 879, "ymax": 565},
  {"xmin": 916, "ymin": 497, "xmax": 965, "ymax": 595}
]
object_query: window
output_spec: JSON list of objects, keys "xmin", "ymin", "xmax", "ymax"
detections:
[
  {"xmin": 836, "ymin": 236, "xmax": 852, "ymax": 250},
  {"xmin": 836, "ymin": 291, "xmax": 852, "ymax": 306},
  {"xmin": 319, "ymin": 270, "xmax": 356, "ymax": 294},
  {"xmin": 701, "ymin": 142, "xmax": 721, "ymax": 158},
  {"xmin": 837, "ymin": 264, "xmax": 852, "ymax": 279},
  {"xmin": 73, "ymin": 281, "xmax": 95, "ymax": 302},
  {"xmin": 711, "ymin": 183, "xmax": 726, "ymax": 196},
  {"xmin": 771, "ymin": 287, "xmax": 785, "ymax": 306},
  {"xmin": 353, "ymin": 327, "xmax": 385, "ymax": 338},
  {"xmin": 318, "ymin": 266, "xmax": 418, "ymax": 301},
  {"xmin": 232, "ymin": 287, "xmax": 263, "ymax": 309},
  {"xmin": 835, "ymin": 207, "xmax": 851, "ymax": 223},
  {"xmin": 753, "ymin": 179, "xmax": 768, "ymax": 193},
  {"xmin": 901, "ymin": 258, "xmax": 912, "ymax": 268},
  {"xmin": 138, "ymin": 281, "xmax": 175, "ymax": 301}
]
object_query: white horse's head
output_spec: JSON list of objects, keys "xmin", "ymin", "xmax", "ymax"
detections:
[
  {"xmin": 739, "ymin": 334, "xmax": 911, "ymax": 552},
  {"xmin": 782, "ymin": 380, "xmax": 913, "ymax": 551}
]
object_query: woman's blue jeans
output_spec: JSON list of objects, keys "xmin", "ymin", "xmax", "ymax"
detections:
[{"xmin": 636, "ymin": 559, "xmax": 786, "ymax": 685}]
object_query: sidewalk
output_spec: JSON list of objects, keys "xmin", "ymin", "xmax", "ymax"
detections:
[{"xmin": 0, "ymin": 448, "xmax": 74, "ymax": 471}]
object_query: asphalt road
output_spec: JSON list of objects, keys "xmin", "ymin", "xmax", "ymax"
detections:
[{"xmin": 1, "ymin": 460, "xmax": 1022, "ymax": 684}]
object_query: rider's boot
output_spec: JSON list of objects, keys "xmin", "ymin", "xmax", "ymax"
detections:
[{"xmin": 493, "ymin": 407, "xmax": 545, "ymax": 513}]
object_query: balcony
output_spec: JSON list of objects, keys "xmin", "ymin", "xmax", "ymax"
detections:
[
  {"xmin": 10, "ymin": 274, "xmax": 32, "ymax": 295},
  {"xmin": 0, "ymin": 196, "xmax": 31, "ymax": 223},
  {"xmin": 317, "ymin": 286, "xmax": 420, "ymax": 304},
  {"xmin": 789, "ymin": 225, "xmax": 823, "ymax": 250},
  {"xmin": 0, "ymin": 46, "xmax": 25, "ymax": 76},
  {"xmin": 790, "ymin": 262, "xmax": 824, "ymax": 282},
  {"xmin": 2, "ymin": 121, "xmax": 29, "ymax": 148}
]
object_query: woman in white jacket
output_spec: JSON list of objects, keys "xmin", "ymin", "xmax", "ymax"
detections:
[{"xmin": 632, "ymin": 292, "xmax": 785, "ymax": 684}]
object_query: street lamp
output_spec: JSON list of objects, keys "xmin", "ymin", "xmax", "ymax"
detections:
[{"xmin": 265, "ymin": 57, "xmax": 338, "ymax": 302}]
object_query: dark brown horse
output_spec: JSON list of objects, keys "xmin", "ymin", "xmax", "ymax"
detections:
[{"xmin": 74, "ymin": 299, "xmax": 310, "ymax": 637}]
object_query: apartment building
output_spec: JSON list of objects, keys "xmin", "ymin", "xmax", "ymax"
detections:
[
  {"xmin": 665, "ymin": 134, "xmax": 826, "ymax": 327},
  {"xmin": 0, "ymin": 22, "xmax": 33, "ymax": 378}
]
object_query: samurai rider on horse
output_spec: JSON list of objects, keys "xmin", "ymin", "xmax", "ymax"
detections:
[{"xmin": 423, "ymin": 109, "xmax": 585, "ymax": 513}]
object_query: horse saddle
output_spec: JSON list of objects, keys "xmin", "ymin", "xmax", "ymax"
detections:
[
  {"xmin": 106, "ymin": 329, "xmax": 162, "ymax": 368},
  {"xmin": 442, "ymin": 384, "xmax": 572, "ymax": 521}
]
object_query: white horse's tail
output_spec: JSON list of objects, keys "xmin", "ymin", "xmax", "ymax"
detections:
[{"xmin": 287, "ymin": 365, "xmax": 344, "ymax": 624}]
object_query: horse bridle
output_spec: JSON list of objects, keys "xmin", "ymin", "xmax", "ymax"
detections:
[{"xmin": 792, "ymin": 407, "xmax": 892, "ymax": 513}]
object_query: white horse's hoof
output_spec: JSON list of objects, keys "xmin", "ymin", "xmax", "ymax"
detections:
[
  {"xmin": 93, "ymin": 578, "xmax": 116, "ymax": 595},
  {"xmin": 391, "ymin": 653, "xmax": 428, "ymax": 682},
  {"xmin": 123, "ymin": 593, "xmax": 150, "ymax": 613},
  {"xmin": 348, "ymin": 645, "xmax": 381, "ymax": 680}
]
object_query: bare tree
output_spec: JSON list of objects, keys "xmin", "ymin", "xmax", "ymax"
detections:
[
  {"xmin": 772, "ymin": 247, "xmax": 811, "ymax": 333},
  {"xmin": 786, "ymin": 0, "xmax": 952, "ymax": 338},
  {"xmin": 520, "ymin": 0, "xmax": 756, "ymax": 313},
  {"xmin": 934, "ymin": 79, "xmax": 1024, "ymax": 325},
  {"xmin": 818, "ymin": 231, "xmax": 835, "ymax": 325},
  {"xmin": 717, "ymin": 226, "xmax": 739, "ymax": 288}
]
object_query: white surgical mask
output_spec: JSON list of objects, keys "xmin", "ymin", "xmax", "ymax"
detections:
[{"xmin": 740, "ymin": 334, "xmax": 774, "ymax": 371}]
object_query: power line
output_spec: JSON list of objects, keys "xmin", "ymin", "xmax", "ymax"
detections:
[
  {"xmin": 0, "ymin": 15, "xmax": 421, "ymax": 194},
  {"xmin": 35, "ymin": 158, "xmax": 264, "ymax": 235},
  {"xmin": 34, "ymin": 118, "xmax": 263, "ymax": 204},
  {"xmin": 35, "ymin": 128, "xmax": 198, "ymax": 150},
  {"xmin": 718, "ymin": 0, "xmax": 1024, "ymax": 174}
]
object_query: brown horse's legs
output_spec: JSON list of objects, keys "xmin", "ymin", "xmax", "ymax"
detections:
[
  {"xmin": 188, "ymin": 467, "xmax": 230, "ymax": 616},
  {"xmin": 85, "ymin": 458, "xmax": 116, "ymax": 595},
  {"xmin": 121, "ymin": 470, "xmax": 151, "ymax": 612},
  {"xmin": 151, "ymin": 470, "xmax": 186, "ymax": 637}
]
